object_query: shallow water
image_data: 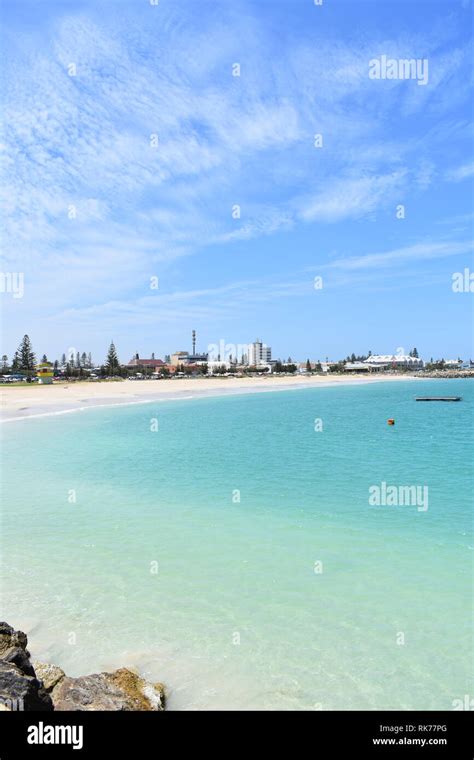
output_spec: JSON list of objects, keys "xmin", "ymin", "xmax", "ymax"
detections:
[{"xmin": 1, "ymin": 379, "xmax": 472, "ymax": 709}]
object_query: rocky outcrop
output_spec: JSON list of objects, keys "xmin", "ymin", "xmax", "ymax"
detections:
[
  {"xmin": 0, "ymin": 622, "xmax": 34, "ymax": 675},
  {"xmin": 44, "ymin": 668, "xmax": 165, "ymax": 711},
  {"xmin": 33, "ymin": 661, "xmax": 165, "ymax": 711},
  {"xmin": 421, "ymin": 370, "xmax": 474, "ymax": 378},
  {"xmin": 0, "ymin": 623, "xmax": 165, "ymax": 711},
  {"xmin": 0, "ymin": 622, "xmax": 53, "ymax": 711}
]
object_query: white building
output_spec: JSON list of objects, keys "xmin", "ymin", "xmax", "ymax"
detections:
[
  {"xmin": 247, "ymin": 339, "xmax": 272, "ymax": 366},
  {"xmin": 364, "ymin": 354, "xmax": 424, "ymax": 369},
  {"xmin": 344, "ymin": 361, "xmax": 374, "ymax": 372},
  {"xmin": 207, "ymin": 361, "xmax": 231, "ymax": 374},
  {"xmin": 320, "ymin": 362, "xmax": 339, "ymax": 373}
]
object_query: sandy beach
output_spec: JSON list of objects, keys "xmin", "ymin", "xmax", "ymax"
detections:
[{"xmin": 0, "ymin": 374, "xmax": 415, "ymax": 422}]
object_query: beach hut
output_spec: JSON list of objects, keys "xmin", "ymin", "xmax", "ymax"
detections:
[{"xmin": 36, "ymin": 361, "xmax": 54, "ymax": 384}]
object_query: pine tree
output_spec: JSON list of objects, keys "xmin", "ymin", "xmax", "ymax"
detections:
[
  {"xmin": 16, "ymin": 335, "xmax": 36, "ymax": 371},
  {"xmin": 1, "ymin": 355, "xmax": 8, "ymax": 369},
  {"xmin": 306, "ymin": 359, "xmax": 311, "ymax": 371},
  {"xmin": 76, "ymin": 351, "xmax": 80, "ymax": 368},
  {"xmin": 41, "ymin": 354, "xmax": 47, "ymax": 363},
  {"xmin": 105, "ymin": 342, "xmax": 120, "ymax": 375},
  {"xmin": 87, "ymin": 352, "xmax": 92, "ymax": 368},
  {"xmin": 61, "ymin": 353, "xmax": 66, "ymax": 366},
  {"xmin": 81, "ymin": 352, "xmax": 87, "ymax": 367}
]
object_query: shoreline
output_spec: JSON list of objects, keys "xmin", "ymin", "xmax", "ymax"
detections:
[{"xmin": 0, "ymin": 374, "xmax": 417, "ymax": 423}]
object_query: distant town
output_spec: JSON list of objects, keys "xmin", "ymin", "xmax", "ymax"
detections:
[{"xmin": 2, "ymin": 331, "xmax": 473, "ymax": 383}]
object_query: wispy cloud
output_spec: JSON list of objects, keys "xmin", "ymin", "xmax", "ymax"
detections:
[
  {"xmin": 298, "ymin": 172, "xmax": 407, "ymax": 223},
  {"xmin": 326, "ymin": 240, "xmax": 474, "ymax": 271},
  {"xmin": 446, "ymin": 161, "xmax": 474, "ymax": 182}
]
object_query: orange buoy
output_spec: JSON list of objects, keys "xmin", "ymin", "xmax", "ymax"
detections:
[{"xmin": 387, "ymin": 419, "xmax": 395, "ymax": 425}]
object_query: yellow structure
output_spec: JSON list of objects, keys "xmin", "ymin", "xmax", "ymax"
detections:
[
  {"xmin": 170, "ymin": 351, "xmax": 189, "ymax": 367},
  {"xmin": 36, "ymin": 362, "xmax": 54, "ymax": 384}
]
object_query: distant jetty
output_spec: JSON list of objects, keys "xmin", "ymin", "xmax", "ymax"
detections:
[
  {"xmin": 415, "ymin": 396, "xmax": 462, "ymax": 402},
  {"xmin": 420, "ymin": 370, "xmax": 473, "ymax": 379}
]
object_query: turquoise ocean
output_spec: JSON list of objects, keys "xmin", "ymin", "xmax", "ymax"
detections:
[{"xmin": 1, "ymin": 379, "xmax": 472, "ymax": 710}]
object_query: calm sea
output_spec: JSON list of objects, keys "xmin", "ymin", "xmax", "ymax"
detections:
[{"xmin": 1, "ymin": 379, "xmax": 472, "ymax": 709}]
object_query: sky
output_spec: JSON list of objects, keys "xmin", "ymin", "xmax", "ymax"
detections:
[{"xmin": 1, "ymin": 0, "xmax": 473, "ymax": 364}]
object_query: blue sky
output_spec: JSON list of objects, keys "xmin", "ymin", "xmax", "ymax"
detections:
[{"xmin": 1, "ymin": 0, "xmax": 473, "ymax": 364}]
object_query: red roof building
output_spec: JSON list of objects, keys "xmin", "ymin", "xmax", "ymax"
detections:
[{"xmin": 127, "ymin": 358, "xmax": 165, "ymax": 368}]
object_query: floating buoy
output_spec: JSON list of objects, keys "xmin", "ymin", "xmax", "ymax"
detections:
[{"xmin": 387, "ymin": 419, "xmax": 395, "ymax": 425}]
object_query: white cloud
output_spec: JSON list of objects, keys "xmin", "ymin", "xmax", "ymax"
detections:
[
  {"xmin": 299, "ymin": 172, "xmax": 407, "ymax": 223},
  {"xmin": 446, "ymin": 161, "xmax": 474, "ymax": 182},
  {"xmin": 327, "ymin": 240, "xmax": 474, "ymax": 271}
]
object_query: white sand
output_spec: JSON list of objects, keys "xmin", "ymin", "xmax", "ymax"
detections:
[{"xmin": 0, "ymin": 374, "xmax": 415, "ymax": 422}]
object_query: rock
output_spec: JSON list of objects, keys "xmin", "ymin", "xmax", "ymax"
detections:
[
  {"xmin": 0, "ymin": 621, "xmax": 35, "ymax": 677},
  {"xmin": 0, "ymin": 660, "xmax": 53, "ymax": 711},
  {"xmin": 32, "ymin": 661, "xmax": 65, "ymax": 693},
  {"xmin": 108, "ymin": 668, "xmax": 165, "ymax": 711},
  {"xmin": 52, "ymin": 668, "xmax": 165, "ymax": 711},
  {"xmin": 0, "ymin": 624, "xmax": 166, "ymax": 711},
  {"xmin": 0, "ymin": 621, "xmax": 28, "ymax": 655},
  {"xmin": 0, "ymin": 622, "xmax": 53, "ymax": 711}
]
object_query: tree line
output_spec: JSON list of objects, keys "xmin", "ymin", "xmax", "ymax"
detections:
[{"xmin": 2, "ymin": 335, "xmax": 110, "ymax": 377}]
